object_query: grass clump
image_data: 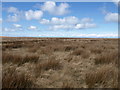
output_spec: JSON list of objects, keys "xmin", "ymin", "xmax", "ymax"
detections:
[
  {"xmin": 2, "ymin": 53, "xmax": 39, "ymax": 65},
  {"xmin": 85, "ymin": 64, "xmax": 118, "ymax": 88},
  {"xmin": 34, "ymin": 56, "xmax": 62, "ymax": 77},
  {"xmin": 71, "ymin": 49, "xmax": 90, "ymax": 59},
  {"xmin": 64, "ymin": 45, "xmax": 77, "ymax": 52},
  {"xmin": 94, "ymin": 52, "xmax": 118, "ymax": 65},
  {"xmin": 2, "ymin": 67, "xmax": 34, "ymax": 88},
  {"xmin": 2, "ymin": 53, "xmax": 22, "ymax": 64},
  {"xmin": 90, "ymin": 48, "xmax": 102, "ymax": 54},
  {"xmin": 62, "ymin": 81, "xmax": 75, "ymax": 89},
  {"xmin": 27, "ymin": 47, "xmax": 38, "ymax": 53}
]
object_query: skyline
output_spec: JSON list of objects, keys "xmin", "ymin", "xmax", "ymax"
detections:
[{"xmin": 1, "ymin": 1, "xmax": 119, "ymax": 38}]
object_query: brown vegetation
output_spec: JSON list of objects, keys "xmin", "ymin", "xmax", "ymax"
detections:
[
  {"xmin": 72, "ymin": 49, "xmax": 90, "ymax": 59},
  {"xmin": 34, "ymin": 56, "xmax": 61, "ymax": 77},
  {"xmin": 94, "ymin": 51, "xmax": 118, "ymax": 65},
  {"xmin": 85, "ymin": 64, "xmax": 118, "ymax": 88},
  {"xmin": 2, "ymin": 37, "xmax": 118, "ymax": 88},
  {"xmin": 2, "ymin": 53, "xmax": 39, "ymax": 65},
  {"xmin": 2, "ymin": 67, "xmax": 34, "ymax": 88}
]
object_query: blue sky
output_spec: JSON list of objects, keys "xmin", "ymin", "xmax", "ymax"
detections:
[{"xmin": 1, "ymin": 2, "xmax": 119, "ymax": 38}]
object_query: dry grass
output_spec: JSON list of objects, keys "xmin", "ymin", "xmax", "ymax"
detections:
[
  {"xmin": 2, "ymin": 53, "xmax": 22, "ymax": 64},
  {"xmin": 72, "ymin": 49, "xmax": 84, "ymax": 56},
  {"xmin": 85, "ymin": 64, "xmax": 118, "ymax": 88},
  {"xmin": 3, "ymin": 43, "xmax": 22, "ymax": 49},
  {"xmin": 62, "ymin": 81, "xmax": 75, "ymax": 88},
  {"xmin": 2, "ymin": 47, "xmax": 6, "ymax": 51},
  {"xmin": 35, "ymin": 59, "xmax": 60, "ymax": 72},
  {"xmin": 43, "ymin": 59, "xmax": 61, "ymax": 70},
  {"xmin": 90, "ymin": 48, "xmax": 102, "ymax": 54},
  {"xmin": 39, "ymin": 46, "xmax": 54, "ymax": 55},
  {"xmin": 94, "ymin": 52, "xmax": 118, "ymax": 65},
  {"xmin": 22, "ymin": 55, "xmax": 39, "ymax": 64},
  {"xmin": 71, "ymin": 49, "xmax": 90, "ymax": 59},
  {"xmin": 64, "ymin": 45, "xmax": 77, "ymax": 52},
  {"xmin": 64, "ymin": 55, "xmax": 73, "ymax": 62},
  {"xmin": 2, "ymin": 67, "xmax": 34, "ymax": 88},
  {"xmin": 27, "ymin": 47, "xmax": 38, "ymax": 53},
  {"xmin": 53, "ymin": 45, "xmax": 65, "ymax": 52},
  {"xmin": 34, "ymin": 56, "xmax": 62, "ymax": 77},
  {"xmin": 2, "ymin": 38, "xmax": 118, "ymax": 88},
  {"xmin": 2, "ymin": 53, "xmax": 39, "ymax": 65}
]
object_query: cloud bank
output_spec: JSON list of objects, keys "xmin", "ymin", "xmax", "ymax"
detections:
[
  {"xmin": 28, "ymin": 26, "xmax": 37, "ymax": 30},
  {"xmin": 40, "ymin": 16, "xmax": 96, "ymax": 30},
  {"xmin": 41, "ymin": 1, "xmax": 69, "ymax": 15},
  {"xmin": 25, "ymin": 10, "xmax": 43, "ymax": 20},
  {"xmin": 105, "ymin": 12, "xmax": 119, "ymax": 22}
]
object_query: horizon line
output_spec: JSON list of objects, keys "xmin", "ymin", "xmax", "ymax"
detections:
[{"xmin": 0, "ymin": 36, "xmax": 118, "ymax": 39}]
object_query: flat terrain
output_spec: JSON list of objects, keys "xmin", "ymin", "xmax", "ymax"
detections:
[{"xmin": 1, "ymin": 37, "xmax": 118, "ymax": 88}]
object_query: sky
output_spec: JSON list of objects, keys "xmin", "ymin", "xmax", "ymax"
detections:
[{"xmin": 1, "ymin": 1, "xmax": 119, "ymax": 38}]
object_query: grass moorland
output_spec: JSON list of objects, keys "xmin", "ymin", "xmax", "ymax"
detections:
[{"xmin": 1, "ymin": 37, "xmax": 119, "ymax": 88}]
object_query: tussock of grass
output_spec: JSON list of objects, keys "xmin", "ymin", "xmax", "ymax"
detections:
[
  {"xmin": 2, "ymin": 47, "xmax": 6, "ymax": 51},
  {"xmin": 85, "ymin": 64, "xmax": 118, "ymax": 88},
  {"xmin": 53, "ymin": 45, "xmax": 64, "ymax": 52},
  {"xmin": 72, "ymin": 49, "xmax": 84, "ymax": 56},
  {"xmin": 40, "ymin": 47, "xmax": 53, "ymax": 55},
  {"xmin": 36, "ymin": 60, "xmax": 61, "ymax": 71},
  {"xmin": 27, "ymin": 47, "xmax": 38, "ymax": 53},
  {"xmin": 35, "ymin": 57, "xmax": 62, "ymax": 77},
  {"xmin": 90, "ymin": 48, "xmax": 102, "ymax": 54},
  {"xmin": 22, "ymin": 55, "xmax": 39, "ymax": 63},
  {"xmin": 64, "ymin": 45, "xmax": 77, "ymax": 52},
  {"xmin": 2, "ymin": 53, "xmax": 22, "ymax": 64},
  {"xmin": 62, "ymin": 81, "xmax": 74, "ymax": 88},
  {"xmin": 2, "ymin": 53, "xmax": 39, "ymax": 65},
  {"xmin": 2, "ymin": 67, "xmax": 34, "ymax": 88},
  {"xmin": 64, "ymin": 55, "xmax": 73, "ymax": 62},
  {"xmin": 71, "ymin": 49, "xmax": 90, "ymax": 58},
  {"xmin": 43, "ymin": 59, "xmax": 61, "ymax": 70},
  {"xmin": 94, "ymin": 52, "xmax": 118, "ymax": 65},
  {"xmin": 3, "ymin": 43, "xmax": 22, "ymax": 49}
]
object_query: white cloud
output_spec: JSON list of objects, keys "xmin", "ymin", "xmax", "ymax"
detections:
[
  {"xmin": 3, "ymin": 28, "xmax": 9, "ymax": 32},
  {"xmin": 6, "ymin": 7, "xmax": 23, "ymax": 22},
  {"xmin": 6, "ymin": 7, "xmax": 43, "ymax": 21},
  {"xmin": 105, "ymin": 12, "xmax": 119, "ymax": 22},
  {"xmin": 40, "ymin": 19, "xmax": 50, "ymax": 24},
  {"xmin": 28, "ymin": 26, "xmax": 37, "ymax": 30},
  {"xmin": 0, "ymin": 18, "xmax": 2, "ymax": 23},
  {"xmin": 81, "ymin": 18, "xmax": 93, "ymax": 23},
  {"xmin": 84, "ymin": 23, "xmax": 96, "ymax": 28},
  {"xmin": 51, "ymin": 16, "xmax": 79, "ymax": 25},
  {"xmin": 51, "ymin": 17, "xmax": 65, "ymax": 25},
  {"xmin": 41, "ymin": 1, "xmax": 69, "ymax": 15},
  {"xmin": 37, "ymin": 33, "xmax": 117, "ymax": 38},
  {"xmin": 71, "ymin": 33, "xmax": 118, "ymax": 38},
  {"xmin": 112, "ymin": 0, "xmax": 120, "ymax": 6},
  {"xmin": 7, "ymin": 7, "xmax": 19, "ymax": 13},
  {"xmin": 40, "ymin": 16, "xmax": 96, "ymax": 30},
  {"xmin": 57, "ymin": 3, "xmax": 70, "ymax": 15},
  {"xmin": 75, "ymin": 24, "xmax": 84, "ymax": 29},
  {"xmin": 40, "ymin": 16, "xmax": 79, "ymax": 25},
  {"xmin": 25, "ymin": 10, "xmax": 43, "ymax": 20},
  {"xmin": 13, "ymin": 24, "xmax": 22, "ymax": 28},
  {"xmin": 3, "ymin": 27, "xmax": 15, "ymax": 32},
  {"xmin": 7, "ymin": 14, "xmax": 20, "ymax": 22},
  {"xmin": 64, "ymin": 16, "xmax": 79, "ymax": 25},
  {"xmin": 102, "ymin": 1, "xmax": 119, "ymax": 23},
  {"xmin": 50, "ymin": 25, "xmax": 73, "ymax": 30}
]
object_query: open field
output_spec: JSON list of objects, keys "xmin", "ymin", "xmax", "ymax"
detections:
[{"xmin": 1, "ymin": 37, "xmax": 119, "ymax": 88}]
